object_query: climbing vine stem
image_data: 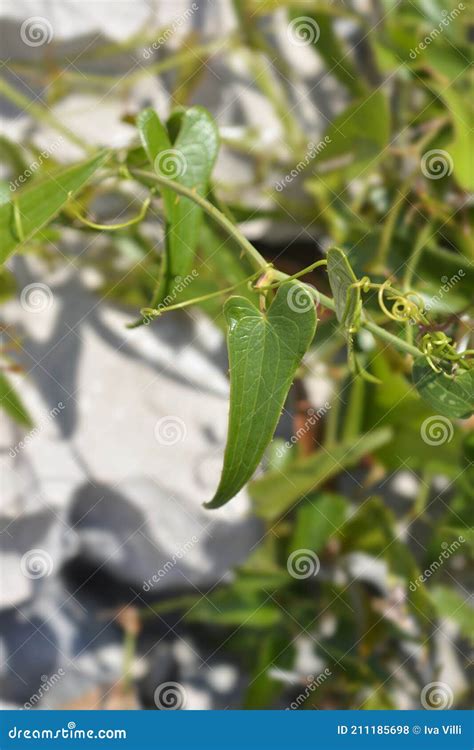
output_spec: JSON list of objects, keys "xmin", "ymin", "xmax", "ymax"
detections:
[{"xmin": 128, "ymin": 168, "xmax": 471, "ymax": 370}]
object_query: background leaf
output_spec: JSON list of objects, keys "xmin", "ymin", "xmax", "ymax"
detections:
[
  {"xmin": 250, "ymin": 427, "xmax": 392, "ymax": 521},
  {"xmin": 0, "ymin": 152, "xmax": 109, "ymax": 264},
  {"xmin": 137, "ymin": 106, "xmax": 219, "ymax": 300},
  {"xmin": 290, "ymin": 493, "xmax": 348, "ymax": 552},
  {"xmin": 433, "ymin": 85, "xmax": 473, "ymax": 191},
  {"xmin": 0, "ymin": 370, "xmax": 33, "ymax": 428},
  {"xmin": 431, "ymin": 585, "xmax": 473, "ymax": 642},
  {"xmin": 316, "ymin": 91, "xmax": 390, "ymax": 177}
]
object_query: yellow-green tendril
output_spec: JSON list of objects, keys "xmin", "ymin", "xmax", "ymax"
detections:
[
  {"xmin": 420, "ymin": 332, "xmax": 474, "ymax": 373},
  {"xmin": 374, "ymin": 281, "xmax": 427, "ymax": 324},
  {"xmin": 72, "ymin": 196, "xmax": 151, "ymax": 231},
  {"xmin": 349, "ymin": 276, "xmax": 474, "ymax": 371},
  {"xmin": 136, "ymin": 270, "xmax": 265, "ymax": 324},
  {"xmin": 352, "ymin": 278, "xmax": 428, "ymax": 324}
]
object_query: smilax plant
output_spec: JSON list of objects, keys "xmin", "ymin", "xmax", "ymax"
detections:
[
  {"xmin": 1, "ymin": 0, "xmax": 472, "ymax": 710},
  {"xmin": 1, "ymin": 105, "xmax": 473, "ymax": 510}
]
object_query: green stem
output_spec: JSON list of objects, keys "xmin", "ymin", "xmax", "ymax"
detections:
[
  {"xmin": 325, "ymin": 379, "xmax": 343, "ymax": 448},
  {"xmin": 0, "ymin": 77, "xmax": 91, "ymax": 152},
  {"xmin": 342, "ymin": 375, "xmax": 365, "ymax": 442},
  {"xmin": 14, "ymin": 38, "xmax": 232, "ymax": 89},
  {"xmin": 122, "ymin": 629, "xmax": 136, "ymax": 693},
  {"xmin": 362, "ymin": 317, "xmax": 422, "ymax": 359},
  {"xmin": 372, "ymin": 176, "xmax": 412, "ymax": 272},
  {"xmin": 403, "ymin": 222, "xmax": 432, "ymax": 290},
  {"xmin": 130, "ymin": 169, "xmax": 425, "ymax": 360},
  {"xmin": 239, "ymin": 47, "xmax": 305, "ymax": 155},
  {"xmin": 131, "ymin": 169, "xmax": 268, "ymax": 272}
]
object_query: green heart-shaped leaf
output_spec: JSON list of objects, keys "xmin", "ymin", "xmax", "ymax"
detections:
[
  {"xmin": 205, "ymin": 281, "xmax": 317, "ymax": 509},
  {"xmin": 412, "ymin": 360, "xmax": 474, "ymax": 419}
]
